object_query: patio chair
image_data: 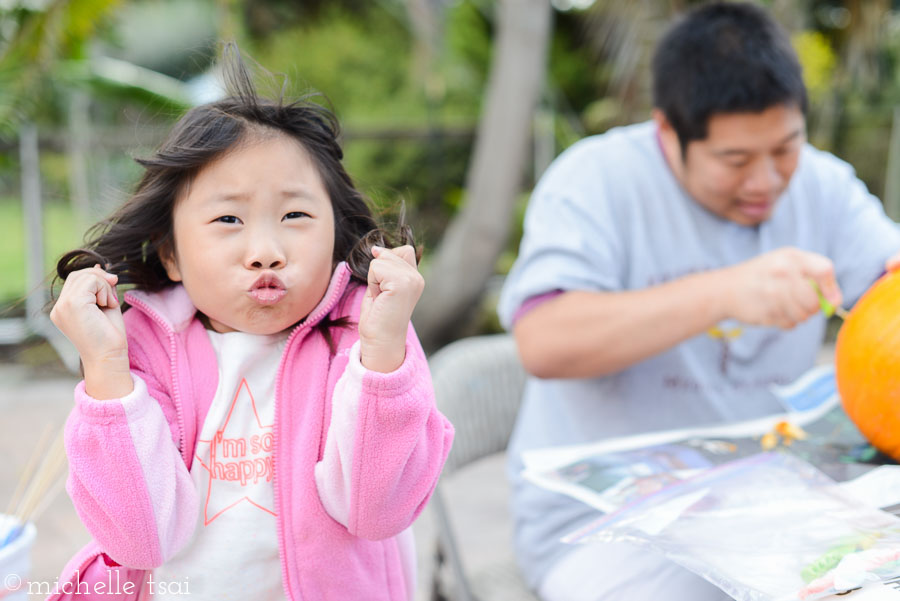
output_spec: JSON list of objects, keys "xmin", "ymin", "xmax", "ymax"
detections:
[{"xmin": 427, "ymin": 334, "xmax": 539, "ymax": 601}]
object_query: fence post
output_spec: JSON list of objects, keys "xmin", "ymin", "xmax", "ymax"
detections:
[
  {"xmin": 20, "ymin": 122, "xmax": 46, "ymax": 325},
  {"xmin": 67, "ymin": 91, "xmax": 92, "ymax": 228},
  {"xmin": 18, "ymin": 122, "xmax": 81, "ymax": 373}
]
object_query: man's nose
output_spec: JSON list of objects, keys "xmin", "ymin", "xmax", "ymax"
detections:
[{"xmin": 744, "ymin": 155, "xmax": 781, "ymax": 193}]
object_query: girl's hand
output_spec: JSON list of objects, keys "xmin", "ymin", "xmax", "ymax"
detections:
[
  {"xmin": 51, "ymin": 264, "xmax": 126, "ymax": 361},
  {"xmin": 359, "ymin": 245, "xmax": 424, "ymax": 373},
  {"xmin": 50, "ymin": 265, "xmax": 133, "ymax": 399}
]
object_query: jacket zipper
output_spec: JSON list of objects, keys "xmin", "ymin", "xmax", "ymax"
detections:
[
  {"xmin": 124, "ymin": 296, "xmax": 190, "ymax": 467},
  {"xmin": 272, "ymin": 270, "xmax": 351, "ymax": 601},
  {"xmin": 126, "ymin": 266, "xmax": 352, "ymax": 601},
  {"xmin": 272, "ymin": 327, "xmax": 301, "ymax": 601}
]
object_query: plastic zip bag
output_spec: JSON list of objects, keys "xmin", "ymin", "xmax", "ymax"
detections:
[{"xmin": 563, "ymin": 453, "xmax": 900, "ymax": 600}]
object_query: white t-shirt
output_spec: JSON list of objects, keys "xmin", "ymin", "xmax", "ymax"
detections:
[
  {"xmin": 497, "ymin": 121, "xmax": 900, "ymax": 588},
  {"xmin": 153, "ymin": 328, "xmax": 290, "ymax": 600}
]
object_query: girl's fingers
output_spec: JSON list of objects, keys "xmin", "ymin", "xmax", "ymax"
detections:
[
  {"xmin": 370, "ymin": 255, "xmax": 411, "ymax": 286},
  {"xmin": 96, "ymin": 282, "xmax": 107, "ymax": 308},
  {"xmin": 391, "ymin": 245, "xmax": 417, "ymax": 268},
  {"xmin": 102, "ymin": 280, "xmax": 120, "ymax": 308},
  {"xmin": 97, "ymin": 268, "xmax": 118, "ymax": 285},
  {"xmin": 81, "ymin": 271, "xmax": 118, "ymax": 309},
  {"xmin": 367, "ymin": 245, "xmax": 424, "ymax": 302},
  {"xmin": 88, "ymin": 263, "xmax": 118, "ymax": 283},
  {"xmin": 365, "ymin": 280, "xmax": 381, "ymax": 302},
  {"xmin": 95, "ymin": 280, "xmax": 110, "ymax": 308},
  {"xmin": 371, "ymin": 245, "xmax": 418, "ymax": 269}
]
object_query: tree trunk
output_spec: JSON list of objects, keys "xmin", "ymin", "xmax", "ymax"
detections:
[{"xmin": 413, "ymin": 0, "xmax": 552, "ymax": 352}]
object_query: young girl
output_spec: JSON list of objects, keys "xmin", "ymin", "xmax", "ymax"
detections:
[{"xmin": 48, "ymin": 51, "xmax": 454, "ymax": 601}]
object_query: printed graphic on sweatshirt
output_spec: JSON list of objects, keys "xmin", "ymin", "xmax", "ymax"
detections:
[
  {"xmin": 706, "ymin": 322, "xmax": 744, "ymax": 376},
  {"xmin": 196, "ymin": 378, "xmax": 277, "ymax": 524}
]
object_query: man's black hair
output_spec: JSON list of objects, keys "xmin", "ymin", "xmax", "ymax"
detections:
[{"xmin": 652, "ymin": 2, "xmax": 808, "ymax": 153}]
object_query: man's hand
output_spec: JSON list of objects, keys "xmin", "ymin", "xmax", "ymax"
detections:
[
  {"xmin": 887, "ymin": 250, "xmax": 900, "ymax": 273},
  {"xmin": 721, "ymin": 247, "xmax": 841, "ymax": 330}
]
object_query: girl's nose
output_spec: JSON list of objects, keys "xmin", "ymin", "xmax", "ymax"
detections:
[
  {"xmin": 245, "ymin": 231, "xmax": 286, "ymax": 270},
  {"xmin": 250, "ymin": 257, "xmax": 284, "ymax": 269}
]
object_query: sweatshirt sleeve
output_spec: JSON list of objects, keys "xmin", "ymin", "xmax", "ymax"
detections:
[
  {"xmin": 314, "ymin": 324, "xmax": 454, "ymax": 540},
  {"xmin": 822, "ymin": 154, "xmax": 900, "ymax": 305},
  {"xmin": 64, "ymin": 341, "xmax": 199, "ymax": 569}
]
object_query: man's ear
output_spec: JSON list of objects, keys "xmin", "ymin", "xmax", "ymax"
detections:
[
  {"xmin": 653, "ymin": 108, "xmax": 687, "ymax": 173},
  {"xmin": 159, "ymin": 240, "xmax": 183, "ymax": 282},
  {"xmin": 653, "ymin": 109, "xmax": 679, "ymax": 149}
]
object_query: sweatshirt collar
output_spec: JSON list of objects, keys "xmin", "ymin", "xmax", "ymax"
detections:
[{"xmin": 124, "ymin": 262, "xmax": 354, "ymax": 334}]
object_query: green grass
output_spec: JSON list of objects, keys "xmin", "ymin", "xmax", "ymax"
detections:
[{"xmin": 0, "ymin": 198, "xmax": 88, "ymax": 308}]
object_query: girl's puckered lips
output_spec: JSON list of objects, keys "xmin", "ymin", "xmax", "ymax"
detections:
[{"xmin": 249, "ymin": 272, "xmax": 287, "ymax": 305}]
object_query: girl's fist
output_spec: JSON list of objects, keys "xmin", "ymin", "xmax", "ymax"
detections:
[
  {"xmin": 359, "ymin": 245, "xmax": 424, "ymax": 373},
  {"xmin": 50, "ymin": 264, "xmax": 127, "ymax": 365}
]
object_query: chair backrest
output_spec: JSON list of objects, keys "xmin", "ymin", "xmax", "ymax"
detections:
[{"xmin": 429, "ymin": 334, "xmax": 528, "ymax": 476}]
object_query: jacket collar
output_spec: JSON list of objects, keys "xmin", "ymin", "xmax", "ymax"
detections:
[{"xmin": 124, "ymin": 262, "xmax": 354, "ymax": 334}]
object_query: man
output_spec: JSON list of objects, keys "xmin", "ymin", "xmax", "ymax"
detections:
[{"xmin": 497, "ymin": 3, "xmax": 900, "ymax": 600}]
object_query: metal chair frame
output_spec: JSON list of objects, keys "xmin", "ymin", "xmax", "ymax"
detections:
[{"xmin": 427, "ymin": 334, "xmax": 537, "ymax": 601}]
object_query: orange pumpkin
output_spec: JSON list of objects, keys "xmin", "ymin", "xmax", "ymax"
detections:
[{"xmin": 835, "ymin": 270, "xmax": 900, "ymax": 461}]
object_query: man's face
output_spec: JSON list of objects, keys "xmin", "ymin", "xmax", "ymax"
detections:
[{"xmin": 659, "ymin": 104, "xmax": 806, "ymax": 226}]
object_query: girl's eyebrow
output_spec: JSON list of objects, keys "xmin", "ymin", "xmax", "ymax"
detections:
[
  {"xmin": 210, "ymin": 189, "xmax": 323, "ymax": 203},
  {"xmin": 282, "ymin": 188, "xmax": 324, "ymax": 201}
]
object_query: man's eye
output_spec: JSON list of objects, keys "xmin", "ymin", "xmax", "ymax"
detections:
[
  {"xmin": 284, "ymin": 211, "xmax": 311, "ymax": 220},
  {"xmin": 215, "ymin": 215, "xmax": 241, "ymax": 224}
]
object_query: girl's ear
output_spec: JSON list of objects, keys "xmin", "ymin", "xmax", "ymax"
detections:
[{"xmin": 159, "ymin": 242, "xmax": 183, "ymax": 282}]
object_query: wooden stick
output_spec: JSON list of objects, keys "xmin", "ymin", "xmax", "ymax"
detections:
[
  {"xmin": 4, "ymin": 423, "xmax": 52, "ymax": 516},
  {"xmin": 1, "ymin": 425, "xmax": 66, "ymax": 548},
  {"xmin": 25, "ymin": 471, "xmax": 67, "ymax": 525},
  {"xmin": 16, "ymin": 436, "xmax": 65, "ymax": 522},
  {"xmin": 13, "ymin": 427, "xmax": 65, "ymax": 525}
]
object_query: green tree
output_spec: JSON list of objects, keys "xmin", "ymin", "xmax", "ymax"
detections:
[{"xmin": 0, "ymin": 0, "xmax": 123, "ymax": 133}]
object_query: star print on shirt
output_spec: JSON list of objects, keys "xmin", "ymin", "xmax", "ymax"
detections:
[{"xmin": 196, "ymin": 378, "xmax": 277, "ymax": 525}]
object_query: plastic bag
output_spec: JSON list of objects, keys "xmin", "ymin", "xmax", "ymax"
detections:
[{"xmin": 562, "ymin": 453, "xmax": 900, "ymax": 600}]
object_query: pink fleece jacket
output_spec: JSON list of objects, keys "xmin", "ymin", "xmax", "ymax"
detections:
[{"xmin": 50, "ymin": 263, "xmax": 454, "ymax": 601}]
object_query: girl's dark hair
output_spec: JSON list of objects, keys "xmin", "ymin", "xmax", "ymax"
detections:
[
  {"xmin": 652, "ymin": 2, "xmax": 808, "ymax": 154},
  {"xmin": 55, "ymin": 45, "xmax": 415, "ymax": 346}
]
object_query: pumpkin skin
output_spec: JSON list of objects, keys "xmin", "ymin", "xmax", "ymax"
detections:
[{"xmin": 835, "ymin": 271, "xmax": 900, "ymax": 461}]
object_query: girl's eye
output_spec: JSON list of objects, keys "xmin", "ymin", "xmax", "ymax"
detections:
[
  {"xmin": 284, "ymin": 211, "xmax": 311, "ymax": 220},
  {"xmin": 215, "ymin": 215, "xmax": 241, "ymax": 224}
]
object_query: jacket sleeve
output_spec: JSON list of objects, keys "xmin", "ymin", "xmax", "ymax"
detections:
[
  {"xmin": 314, "ymin": 324, "xmax": 454, "ymax": 540},
  {"xmin": 64, "ymin": 337, "xmax": 199, "ymax": 569}
]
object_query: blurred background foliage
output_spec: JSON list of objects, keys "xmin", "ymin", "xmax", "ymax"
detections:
[{"xmin": 3, "ymin": 0, "xmax": 900, "ymax": 343}]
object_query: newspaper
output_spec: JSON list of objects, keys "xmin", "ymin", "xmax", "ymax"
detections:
[
  {"xmin": 520, "ymin": 365, "xmax": 900, "ymax": 600},
  {"xmin": 522, "ymin": 365, "xmax": 896, "ymax": 515}
]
